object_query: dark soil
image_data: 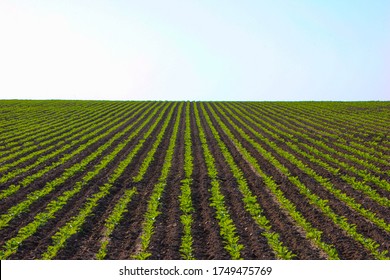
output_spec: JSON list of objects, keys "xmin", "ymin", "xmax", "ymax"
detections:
[{"xmin": 1, "ymin": 101, "xmax": 389, "ymax": 260}]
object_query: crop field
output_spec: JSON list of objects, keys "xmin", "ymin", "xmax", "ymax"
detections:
[{"xmin": 0, "ymin": 100, "xmax": 389, "ymax": 260}]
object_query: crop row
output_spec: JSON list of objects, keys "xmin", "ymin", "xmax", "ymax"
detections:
[
  {"xmin": 0, "ymin": 100, "xmax": 388, "ymax": 260},
  {"xmin": 228, "ymin": 103, "xmax": 390, "ymax": 202},
  {"xmin": 0, "ymin": 102, "xmax": 139, "ymax": 178},
  {"xmin": 214, "ymin": 103, "xmax": 389, "ymax": 259},
  {"xmin": 0, "ymin": 102, "xmax": 148, "ymax": 201},
  {"xmin": 266, "ymin": 103, "xmax": 389, "ymax": 153},
  {"xmin": 0, "ymin": 102, "xmax": 169, "ymax": 259},
  {"xmin": 0, "ymin": 101, "xmax": 115, "ymax": 153},
  {"xmin": 248, "ymin": 102, "xmax": 390, "ymax": 167}
]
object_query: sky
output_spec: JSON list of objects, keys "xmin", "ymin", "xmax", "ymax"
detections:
[{"xmin": 0, "ymin": 0, "xmax": 389, "ymax": 101}]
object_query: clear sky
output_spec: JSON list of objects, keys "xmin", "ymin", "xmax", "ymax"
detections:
[{"xmin": 0, "ymin": 0, "xmax": 389, "ymax": 101}]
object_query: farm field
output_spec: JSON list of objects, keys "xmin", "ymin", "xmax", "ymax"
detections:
[{"xmin": 0, "ymin": 100, "xmax": 389, "ymax": 260}]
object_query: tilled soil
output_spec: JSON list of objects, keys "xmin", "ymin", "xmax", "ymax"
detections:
[{"xmin": 0, "ymin": 100, "xmax": 389, "ymax": 260}]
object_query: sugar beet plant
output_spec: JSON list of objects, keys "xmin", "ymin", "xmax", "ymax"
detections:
[{"xmin": 0, "ymin": 100, "xmax": 388, "ymax": 260}]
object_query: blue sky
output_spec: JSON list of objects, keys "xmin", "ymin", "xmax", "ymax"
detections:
[{"xmin": 0, "ymin": 0, "xmax": 389, "ymax": 101}]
